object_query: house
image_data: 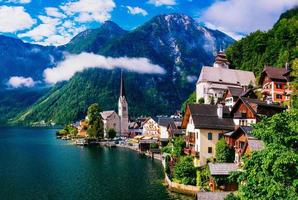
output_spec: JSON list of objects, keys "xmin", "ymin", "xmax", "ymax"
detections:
[
  {"xmin": 223, "ymin": 87, "xmax": 257, "ymax": 108},
  {"xmin": 182, "ymin": 104, "xmax": 235, "ymax": 166},
  {"xmin": 100, "ymin": 110, "xmax": 120, "ymax": 138},
  {"xmin": 167, "ymin": 118, "xmax": 184, "ymax": 140},
  {"xmin": 231, "ymin": 97, "xmax": 286, "ymax": 126},
  {"xmin": 196, "ymin": 51, "xmax": 256, "ymax": 104},
  {"xmin": 158, "ymin": 117, "xmax": 173, "ymax": 146},
  {"xmin": 208, "ymin": 163, "xmax": 238, "ymax": 192},
  {"xmin": 224, "ymin": 126, "xmax": 264, "ymax": 164},
  {"xmin": 259, "ymin": 65, "xmax": 292, "ymax": 103},
  {"xmin": 142, "ymin": 117, "xmax": 160, "ymax": 137}
]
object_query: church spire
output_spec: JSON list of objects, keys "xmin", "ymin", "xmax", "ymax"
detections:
[{"xmin": 120, "ymin": 70, "xmax": 126, "ymax": 97}]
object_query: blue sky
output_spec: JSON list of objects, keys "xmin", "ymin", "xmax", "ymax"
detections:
[{"xmin": 0, "ymin": 0, "xmax": 297, "ymax": 46}]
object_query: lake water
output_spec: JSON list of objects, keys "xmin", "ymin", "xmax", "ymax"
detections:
[{"xmin": 0, "ymin": 128, "xmax": 191, "ymax": 200}]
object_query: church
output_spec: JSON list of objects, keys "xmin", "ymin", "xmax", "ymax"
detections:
[
  {"xmin": 101, "ymin": 71, "xmax": 129, "ymax": 137},
  {"xmin": 196, "ymin": 51, "xmax": 256, "ymax": 104}
]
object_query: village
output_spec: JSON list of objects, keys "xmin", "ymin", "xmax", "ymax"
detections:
[{"xmin": 57, "ymin": 51, "xmax": 293, "ymax": 199}]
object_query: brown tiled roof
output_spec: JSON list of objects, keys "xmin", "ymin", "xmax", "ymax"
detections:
[
  {"xmin": 188, "ymin": 104, "xmax": 234, "ymax": 130},
  {"xmin": 240, "ymin": 97, "xmax": 286, "ymax": 116},
  {"xmin": 228, "ymin": 87, "xmax": 244, "ymax": 97},
  {"xmin": 208, "ymin": 163, "xmax": 238, "ymax": 175},
  {"xmin": 262, "ymin": 66, "xmax": 289, "ymax": 81}
]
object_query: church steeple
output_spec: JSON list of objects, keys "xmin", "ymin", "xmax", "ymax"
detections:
[
  {"xmin": 118, "ymin": 70, "xmax": 128, "ymax": 136},
  {"xmin": 120, "ymin": 70, "xmax": 126, "ymax": 98}
]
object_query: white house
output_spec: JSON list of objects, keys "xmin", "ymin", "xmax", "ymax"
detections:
[{"xmin": 196, "ymin": 51, "xmax": 256, "ymax": 104}]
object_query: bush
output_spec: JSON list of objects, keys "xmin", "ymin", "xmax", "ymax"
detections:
[
  {"xmin": 173, "ymin": 156, "xmax": 196, "ymax": 185},
  {"xmin": 172, "ymin": 136, "xmax": 186, "ymax": 157},
  {"xmin": 224, "ymin": 193, "xmax": 240, "ymax": 200},
  {"xmin": 196, "ymin": 166, "xmax": 210, "ymax": 190},
  {"xmin": 107, "ymin": 128, "xmax": 116, "ymax": 139},
  {"xmin": 150, "ymin": 143, "xmax": 159, "ymax": 149},
  {"xmin": 215, "ymin": 139, "xmax": 234, "ymax": 163}
]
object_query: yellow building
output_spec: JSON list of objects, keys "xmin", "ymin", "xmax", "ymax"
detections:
[{"xmin": 182, "ymin": 104, "xmax": 234, "ymax": 166}]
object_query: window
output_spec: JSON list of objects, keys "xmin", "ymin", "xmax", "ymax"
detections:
[
  {"xmin": 208, "ymin": 132, "xmax": 212, "ymax": 140},
  {"xmin": 276, "ymin": 94, "xmax": 282, "ymax": 99},
  {"xmin": 218, "ymin": 134, "xmax": 223, "ymax": 140},
  {"xmin": 208, "ymin": 147, "xmax": 212, "ymax": 153},
  {"xmin": 123, "ymin": 106, "xmax": 126, "ymax": 111},
  {"xmin": 276, "ymin": 83, "xmax": 282, "ymax": 89}
]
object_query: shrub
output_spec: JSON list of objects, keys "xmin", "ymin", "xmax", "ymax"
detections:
[
  {"xmin": 215, "ymin": 139, "xmax": 234, "ymax": 163},
  {"xmin": 173, "ymin": 156, "xmax": 196, "ymax": 185}
]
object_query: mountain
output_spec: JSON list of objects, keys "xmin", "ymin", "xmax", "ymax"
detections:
[
  {"xmin": 226, "ymin": 7, "xmax": 298, "ymax": 76},
  {"xmin": 63, "ymin": 21, "xmax": 128, "ymax": 53},
  {"xmin": 0, "ymin": 35, "xmax": 63, "ymax": 87},
  {"xmin": 8, "ymin": 13, "xmax": 235, "ymax": 125}
]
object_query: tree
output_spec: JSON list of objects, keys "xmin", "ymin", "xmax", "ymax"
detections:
[
  {"xmin": 107, "ymin": 128, "xmax": 116, "ymax": 139},
  {"xmin": 172, "ymin": 136, "xmax": 186, "ymax": 157},
  {"xmin": 252, "ymin": 109, "xmax": 298, "ymax": 151},
  {"xmin": 198, "ymin": 97, "xmax": 204, "ymax": 104},
  {"xmin": 173, "ymin": 156, "xmax": 196, "ymax": 185},
  {"xmin": 181, "ymin": 92, "xmax": 196, "ymax": 114},
  {"xmin": 87, "ymin": 103, "xmax": 101, "ymax": 125},
  {"xmin": 87, "ymin": 104, "xmax": 104, "ymax": 138},
  {"xmin": 215, "ymin": 139, "xmax": 234, "ymax": 163},
  {"xmin": 237, "ymin": 144, "xmax": 298, "ymax": 199}
]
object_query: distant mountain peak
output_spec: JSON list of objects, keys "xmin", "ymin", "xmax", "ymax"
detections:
[{"xmin": 101, "ymin": 20, "xmax": 125, "ymax": 31}]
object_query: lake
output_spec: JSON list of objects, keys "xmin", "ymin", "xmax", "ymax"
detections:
[{"xmin": 0, "ymin": 128, "xmax": 191, "ymax": 200}]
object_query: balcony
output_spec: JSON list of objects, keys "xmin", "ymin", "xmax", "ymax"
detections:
[
  {"xmin": 185, "ymin": 133, "xmax": 196, "ymax": 144},
  {"xmin": 184, "ymin": 147, "xmax": 199, "ymax": 157},
  {"xmin": 234, "ymin": 112, "xmax": 247, "ymax": 119}
]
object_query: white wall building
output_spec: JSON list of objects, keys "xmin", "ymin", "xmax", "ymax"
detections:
[
  {"xmin": 100, "ymin": 111, "xmax": 120, "ymax": 138},
  {"xmin": 196, "ymin": 51, "xmax": 256, "ymax": 104},
  {"xmin": 118, "ymin": 71, "xmax": 129, "ymax": 136}
]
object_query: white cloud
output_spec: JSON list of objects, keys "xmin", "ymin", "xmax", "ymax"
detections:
[
  {"xmin": 0, "ymin": 6, "xmax": 35, "ymax": 32},
  {"xmin": 3, "ymin": 0, "xmax": 31, "ymax": 4},
  {"xmin": 61, "ymin": 0, "xmax": 116, "ymax": 23},
  {"xmin": 127, "ymin": 6, "xmax": 148, "ymax": 16},
  {"xmin": 200, "ymin": 0, "xmax": 298, "ymax": 36},
  {"xmin": 186, "ymin": 75, "xmax": 197, "ymax": 83},
  {"xmin": 7, "ymin": 76, "xmax": 36, "ymax": 88},
  {"xmin": 45, "ymin": 7, "xmax": 66, "ymax": 18},
  {"xmin": 43, "ymin": 53, "xmax": 165, "ymax": 84},
  {"xmin": 148, "ymin": 0, "xmax": 176, "ymax": 7}
]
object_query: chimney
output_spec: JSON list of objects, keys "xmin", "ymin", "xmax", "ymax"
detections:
[
  {"xmin": 285, "ymin": 62, "xmax": 290, "ymax": 71},
  {"xmin": 217, "ymin": 104, "xmax": 223, "ymax": 119}
]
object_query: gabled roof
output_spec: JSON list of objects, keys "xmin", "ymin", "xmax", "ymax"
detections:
[
  {"xmin": 197, "ymin": 66, "xmax": 256, "ymax": 86},
  {"xmin": 259, "ymin": 66, "xmax": 290, "ymax": 84},
  {"xmin": 225, "ymin": 126, "xmax": 255, "ymax": 139},
  {"xmin": 183, "ymin": 104, "xmax": 234, "ymax": 130},
  {"xmin": 228, "ymin": 87, "xmax": 244, "ymax": 97},
  {"xmin": 208, "ymin": 163, "xmax": 238, "ymax": 176},
  {"xmin": 100, "ymin": 110, "xmax": 117, "ymax": 120},
  {"xmin": 158, "ymin": 117, "xmax": 174, "ymax": 127},
  {"xmin": 231, "ymin": 97, "xmax": 286, "ymax": 117}
]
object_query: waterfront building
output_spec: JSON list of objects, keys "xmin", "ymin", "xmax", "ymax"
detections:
[
  {"xmin": 196, "ymin": 51, "xmax": 256, "ymax": 104},
  {"xmin": 182, "ymin": 104, "xmax": 234, "ymax": 166},
  {"xmin": 100, "ymin": 110, "xmax": 120, "ymax": 138},
  {"xmin": 142, "ymin": 117, "xmax": 160, "ymax": 137},
  {"xmin": 259, "ymin": 65, "xmax": 292, "ymax": 104},
  {"xmin": 118, "ymin": 71, "xmax": 129, "ymax": 136},
  {"xmin": 230, "ymin": 97, "xmax": 286, "ymax": 126},
  {"xmin": 77, "ymin": 119, "xmax": 88, "ymax": 137},
  {"xmin": 167, "ymin": 118, "xmax": 184, "ymax": 141},
  {"xmin": 224, "ymin": 126, "xmax": 264, "ymax": 164}
]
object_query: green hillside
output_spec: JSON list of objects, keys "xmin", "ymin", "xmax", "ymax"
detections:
[{"xmin": 226, "ymin": 7, "xmax": 298, "ymax": 76}]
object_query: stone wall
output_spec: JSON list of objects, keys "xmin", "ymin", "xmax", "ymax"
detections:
[{"xmin": 164, "ymin": 174, "xmax": 199, "ymax": 196}]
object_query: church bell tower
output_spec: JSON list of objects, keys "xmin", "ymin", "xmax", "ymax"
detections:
[{"xmin": 118, "ymin": 71, "xmax": 129, "ymax": 136}]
